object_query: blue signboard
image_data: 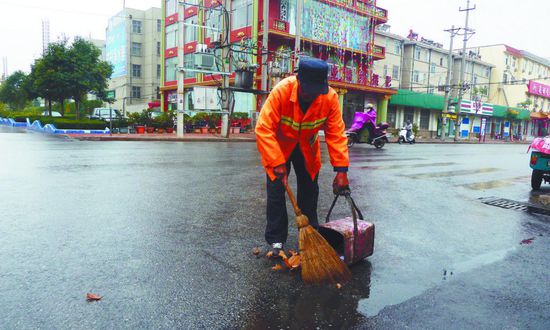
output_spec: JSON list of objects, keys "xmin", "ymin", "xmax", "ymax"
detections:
[{"xmin": 106, "ymin": 14, "xmax": 127, "ymax": 78}]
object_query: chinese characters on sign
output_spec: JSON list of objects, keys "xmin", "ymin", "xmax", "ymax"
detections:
[{"xmin": 528, "ymin": 80, "xmax": 550, "ymax": 98}]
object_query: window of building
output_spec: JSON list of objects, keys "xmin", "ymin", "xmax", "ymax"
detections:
[
  {"xmin": 472, "ymin": 74, "xmax": 477, "ymax": 86},
  {"xmin": 132, "ymin": 42, "xmax": 142, "ymax": 57},
  {"xmin": 485, "ymin": 67, "xmax": 490, "ymax": 78},
  {"xmin": 428, "ymin": 85, "xmax": 434, "ymax": 94},
  {"xmin": 157, "ymin": 19, "xmax": 162, "ymax": 32},
  {"xmin": 512, "ymin": 57, "xmax": 516, "ymax": 67},
  {"xmin": 185, "ymin": 17, "xmax": 197, "ymax": 42},
  {"xmin": 157, "ymin": 42, "xmax": 161, "ymax": 56},
  {"xmin": 165, "ymin": 57, "xmax": 178, "ymax": 81},
  {"xmin": 231, "ymin": 0, "xmax": 253, "ymax": 30},
  {"xmin": 387, "ymin": 107, "xmax": 397, "ymax": 127},
  {"xmin": 205, "ymin": 9, "xmax": 222, "ymax": 41},
  {"xmin": 503, "ymin": 73, "xmax": 508, "ymax": 83},
  {"xmin": 132, "ymin": 64, "xmax": 141, "ymax": 78},
  {"xmin": 430, "ymin": 63, "xmax": 436, "ymax": 73},
  {"xmin": 394, "ymin": 40, "xmax": 401, "ymax": 55},
  {"xmin": 132, "ymin": 20, "xmax": 142, "ymax": 34},
  {"xmin": 383, "ymin": 65, "xmax": 388, "ymax": 77},
  {"xmin": 157, "ymin": 64, "xmax": 161, "ymax": 79},
  {"xmin": 413, "ymin": 70, "xmax": 419, "ymax": 83},
  {"xmin": 184, "ymin": 54, "xmax": 195, "ymax": 78},
  {"xmin": 166, "ymin": 24, "xmax": 177, "ymax": 49},
  {"xmin": 420, "ymin": 109, "xmax": 430, "ymax": 129},
  {"xmin": 414, "ymin": 46, "xmax": 421, "ymax": 60},
  {"xmin": 404, "ymin": 107, "xmax": 414, "ymax": 124},
  {"xmin": 440, "ymin": 57, "xmax": 444, "ymax": 66},
  {"xmin": 132, "ymin": 86, "xmax": 141, "ymax": 98},
  {"xmin": 392, "ymin": 65, "xmax": 399, "ymax": 79},
  {"xmin": 166, "ymin": 0, "xmax": 177, "ymax": 16}
]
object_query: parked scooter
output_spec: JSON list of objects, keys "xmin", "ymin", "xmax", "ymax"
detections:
[
  {"xmin": 398, "ymin": 127, "xmax": 415, "ymax": 144},
  {"xmin": 346, "ymin": 105, "xmax": 389, "ymax": 149}
]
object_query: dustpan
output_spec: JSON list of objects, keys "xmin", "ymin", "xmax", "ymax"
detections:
[{"xmin": 318, "ymin": 193, "xmax": 374, "ymax": 266}]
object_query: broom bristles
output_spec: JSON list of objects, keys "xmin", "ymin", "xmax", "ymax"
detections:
[{"xmin": 296, "ymin": 214, "xmax": 351, "ymax": 285}]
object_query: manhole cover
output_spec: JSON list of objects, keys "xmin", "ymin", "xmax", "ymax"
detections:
[{"xmin": 479, "ymin": 197, "xmax": 550, "ymax": 216}]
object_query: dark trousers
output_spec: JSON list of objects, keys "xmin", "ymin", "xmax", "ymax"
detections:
[{"xmin": 265, "ymin": 147, "xmax": 319, "ymax": 244}]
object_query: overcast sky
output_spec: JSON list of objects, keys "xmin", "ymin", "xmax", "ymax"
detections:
[{"xmin": 1, "ymin": 0, "xmax": 548, "ymax": 75}]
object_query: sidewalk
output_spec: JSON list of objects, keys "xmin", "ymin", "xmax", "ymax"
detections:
[
  {"xmin": 65, "ymin": 132, "xmax": 257, "ymax": 142},
  {"xmin": 67, "ymin": 132, "xmax": 531, "ymax": 144}
]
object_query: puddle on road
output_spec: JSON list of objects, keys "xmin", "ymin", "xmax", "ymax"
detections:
[
  {"xmin": 357, "ymin": 247, "xmax": 516, "ymax": 318},
  {"xmin": 352, "ymin": 162, "xmax": 457, "ymax": 170},
  {"xmin": 405, "ymin": 167, "xmax": 500, "ymax": 179},
  {"xmin": 458, "ymin": 176, "xmax": 529, "ymax": 190}
]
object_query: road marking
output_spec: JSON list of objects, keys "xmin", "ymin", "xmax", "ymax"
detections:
[
  {"xmin": 351, "ymin": 162, "xmax": 457, "ymax": 170},
  {"xmin": 405, "ymin": 167, "xmax": 500, "ymax": 179},
  {"xmin": 458, "ymin": 176, "xmax": 530, "ymax": 190}
]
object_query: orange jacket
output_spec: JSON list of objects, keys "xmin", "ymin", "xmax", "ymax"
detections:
[{"xmin": 256, "ymin": 76, "xmax": 349, "ymax": 181}]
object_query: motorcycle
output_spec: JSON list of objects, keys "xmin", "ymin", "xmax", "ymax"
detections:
[
  {"xmin": 398, "ymin": 127, "xmax": 415, "ymax": 144},
  {"xmin": 346, "ymin": 110, "xmax": 389, "ymax": 149}
]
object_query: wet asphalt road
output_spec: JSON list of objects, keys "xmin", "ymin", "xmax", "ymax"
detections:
[{"xmin": 1, "ymin": 126, "xmax": 549, "ymax": 329}]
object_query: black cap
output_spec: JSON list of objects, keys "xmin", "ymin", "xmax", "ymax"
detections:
[{"xmin": 297, "ymin": 57, "xmax": 329, "ymax": 95}]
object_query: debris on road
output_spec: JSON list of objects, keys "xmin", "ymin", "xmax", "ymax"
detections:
[{"xmin": 86, "ymin": 293, "xmax": 102, "ymax": 301}]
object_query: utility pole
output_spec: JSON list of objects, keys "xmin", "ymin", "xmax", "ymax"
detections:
[
  {"xmin": 441, "ymin": 26, "xmax": 460, "ymax": 141},
  {"xmin": 294, "ymin": 0, "xmax": 303, "ymax": 67},
  {"xmin": 220, "ymin": 0, "xmax": 231, "ymax": 138},
  {"xmin": 260, "ymin": 0, "xmax": 269, "ymax": 96},
  {"xmin": 454, "ymin": 0, "xmax": 476, "ymax": 141},
  {"xmin": 176, "ymin": 1, "xmax": 186, "ymax": 137}
]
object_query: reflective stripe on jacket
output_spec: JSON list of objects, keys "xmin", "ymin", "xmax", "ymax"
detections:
[{"xmin": 255, "ymin": 76, "xmax": 349, "ymax": 181}]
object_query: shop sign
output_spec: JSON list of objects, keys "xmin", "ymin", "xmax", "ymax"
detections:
[
  {"xmin": 460, "ymin": 100, "xmax": 493, "ymax": 116},
  {"xmin": 528, "ymin": 80, "xmax": 550, "ymax": 98}
]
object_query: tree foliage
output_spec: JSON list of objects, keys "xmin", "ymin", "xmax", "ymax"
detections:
[
  {"xmin": 66, "ymin": 38, "xmax": 113, "ymax": 119},
  {"xmin": 26, "ymin": 37, "xmax": 113, "ymax": 118},
  {"xmin": 0, "ymin": 71, "xmax": 29, "ymax": 110},
  {"xmin": 27, "ymin": 40, "xmax": 71, "ymax": 115}
]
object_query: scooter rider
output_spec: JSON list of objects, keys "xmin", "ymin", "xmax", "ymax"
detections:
[{"xmin": 404, "ymin": 120, "xmax": 413, "ymax": 140}]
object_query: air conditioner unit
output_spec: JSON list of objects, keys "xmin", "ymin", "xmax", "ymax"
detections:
[{"xmin": 194, "ymin": 52, "xmax": 215, "ymax": 70}]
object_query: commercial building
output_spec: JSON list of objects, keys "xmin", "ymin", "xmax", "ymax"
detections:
[
  {"xmin": 106, "ymin": 7, "xmax": 162, "ymax": 114},
  {"xmin": 160, "ymin": 0, "xmax": 396, "ymax": 126},
  {"xmin": 475, "ymin": 44, "xmax": 550, "ymax": 138},
  {"xmin": 374, "ymin": 28, "xmax": 535, "ymax": 141}
]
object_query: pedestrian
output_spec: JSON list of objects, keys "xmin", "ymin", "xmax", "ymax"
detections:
[{"xmin": 255, "ymin": 57, "xmax": 350, "ymax": 257}]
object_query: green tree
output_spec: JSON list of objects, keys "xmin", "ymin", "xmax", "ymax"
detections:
[
  {"xmin": 66, "ymin": 38, "xmax": 113, "ymax": 119},
  {"xmin": 27, "ymin": 40, "xmax": 72, "ymax": 116},
  {"xmin": 0, "ymin": 71, "xmax": 29, "ymax": 110}
]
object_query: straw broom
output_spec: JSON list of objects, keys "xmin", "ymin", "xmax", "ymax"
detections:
[{"xmin": 285, "ymin": 184, "xmax": 351, "ymax": 285}]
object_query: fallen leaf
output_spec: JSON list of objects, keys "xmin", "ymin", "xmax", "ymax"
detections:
[
  {"xmin": 272, "ymin": 264, "xmax": 283, "ymax": 271},
  {"xmin": 252, "ymin": 247, "xmax": 260, "ymax": 255},
  {"xmin": 336, "ymin": 283, "xmax": 342, "ymax": 289},
  {"xmin": 86, "ymin": 293, "xmax": 102, "ymax": 301},
  {"xmin": 520, "ymin": 237, "xmax": 535, "ymax": 245}
]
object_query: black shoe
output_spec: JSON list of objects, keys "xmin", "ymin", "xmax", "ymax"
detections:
[{"xmin": 269, "ymin": 242, "xmax": 283, "ymax": 258}]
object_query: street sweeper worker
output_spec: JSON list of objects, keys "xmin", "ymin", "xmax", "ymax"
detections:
[{"xmin": 255, "ymin": 57, "xmax": 350, "ymax": 257}]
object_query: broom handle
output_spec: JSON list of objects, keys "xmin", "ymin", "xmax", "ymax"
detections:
[{"xmin": 285, "ymin": 184, "xmax": 303, "ymax": 216}]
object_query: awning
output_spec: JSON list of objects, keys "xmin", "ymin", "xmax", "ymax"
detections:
[
  {"xmin": 389, "ymin": 89, "xmax": 445, "ymax": 110},
  {"xmin": 530, "ymin": 112, "xmax": 548, "ymax": 120},
  {"xmin": 492, "ymin": 105, "xmax": 531, "ymax": 120}
]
